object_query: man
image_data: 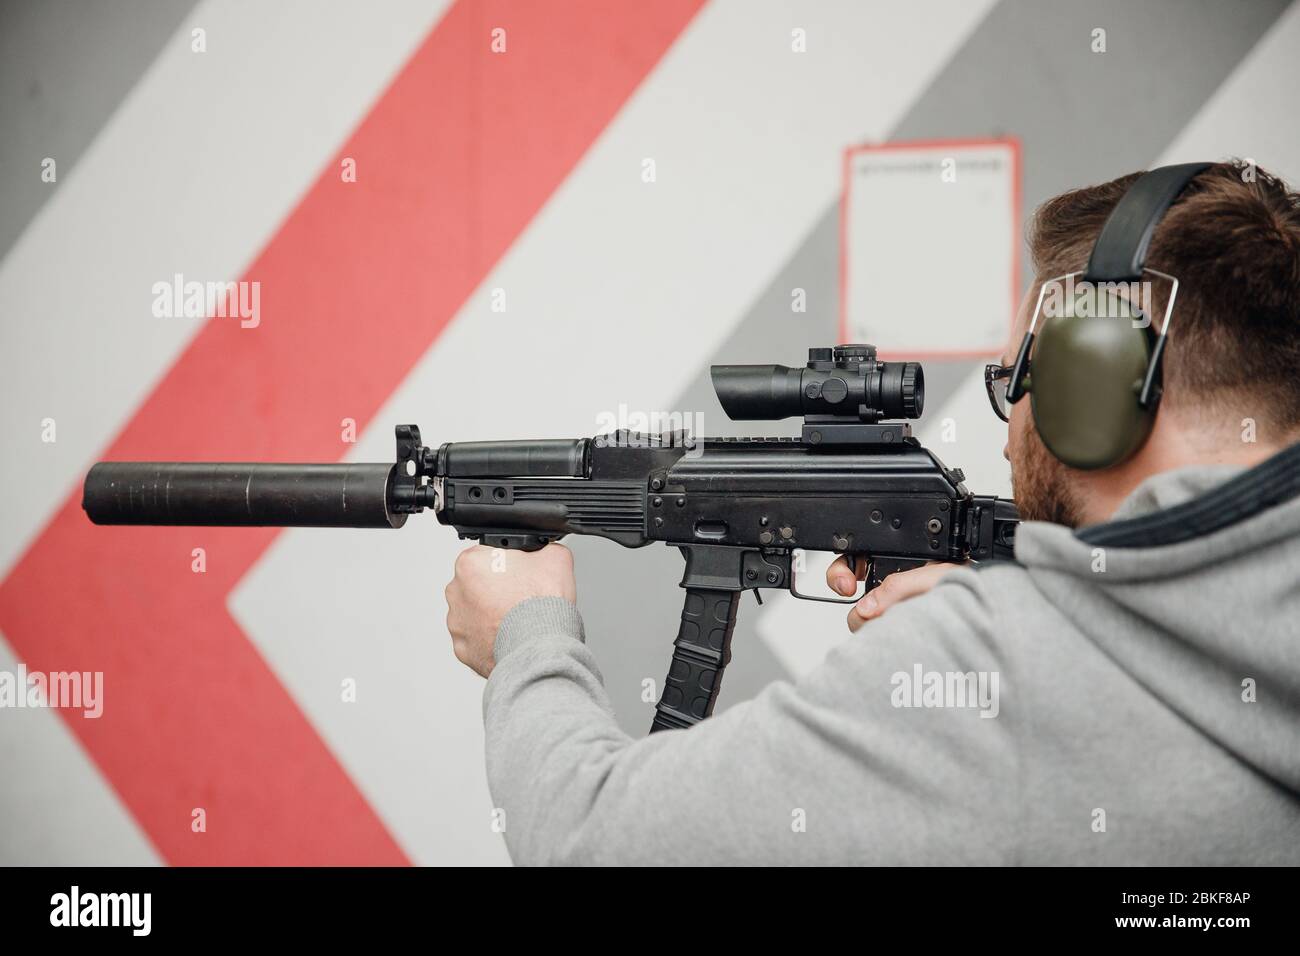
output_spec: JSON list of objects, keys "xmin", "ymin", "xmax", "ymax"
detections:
[{"xmin": 445, "ymin": 161, "xmax": 1300, "ymax": 865}]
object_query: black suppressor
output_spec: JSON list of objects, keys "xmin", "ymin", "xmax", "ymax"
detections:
[
  {"xmin": 711, "ymin": 344, "xmax": 924, "ymax": 423},
  {"xmin": 83, "ymin": 462, "xmax": 404, "ymax": 528}
]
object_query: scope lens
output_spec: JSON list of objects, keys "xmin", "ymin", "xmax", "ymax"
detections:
[
  {"xmin": 907, "ymin": 363, "xmax": 924, "ymax": 417},
  {"xmin": 880, "ymin": 361, "xmax": 924, "ymax": 419}
]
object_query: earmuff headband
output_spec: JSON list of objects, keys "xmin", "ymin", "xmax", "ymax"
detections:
[{"xmin": 1084, "ymin": 162, "xmax": 1213, "ymax": 283}]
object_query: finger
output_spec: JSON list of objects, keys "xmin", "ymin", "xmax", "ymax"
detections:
[
  {"xmin": 539, "ymin": 541, "xmax": 573, "ymax": 569},
  {"xmin": 826, "ymin": 555, "xmax": 867, "ymax": 596},
  {"xmin": 444, "ymin": 575, "xmax": 466, "ymax": 639},
  {"xmin": 454, "ymin": 544, "xmax": 486, "ymax": 576}
]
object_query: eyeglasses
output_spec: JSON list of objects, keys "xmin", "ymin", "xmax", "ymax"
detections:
[{"xmin": 985, "ymin": 363, "xmax": 1014, "ymax": 422}]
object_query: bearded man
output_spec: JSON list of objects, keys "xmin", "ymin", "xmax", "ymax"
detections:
[{"xmin": 444, "ymin": 161, "xmax": 1300, "ymax": 865}]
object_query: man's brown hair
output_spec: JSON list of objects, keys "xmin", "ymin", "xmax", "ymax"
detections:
[{"xmin": 1028, "ymin": 160, "xmax": 1300, "ymax": 433}]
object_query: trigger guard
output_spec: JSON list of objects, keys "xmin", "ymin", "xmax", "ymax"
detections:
[{"xmin": 789, "ymin": 553, "xmax": 868, "ymax": 605}]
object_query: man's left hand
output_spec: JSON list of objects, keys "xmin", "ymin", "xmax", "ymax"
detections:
[{"xmin": 445, "ymin": 543, "xmax": 577, "ymax": 678}]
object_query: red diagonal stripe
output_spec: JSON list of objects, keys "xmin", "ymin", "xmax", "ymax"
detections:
[{"xmin": 0, "ymin": 0, "xmax": 704, "ymax": 865}]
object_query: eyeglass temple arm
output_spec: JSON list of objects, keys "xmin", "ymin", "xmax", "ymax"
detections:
[{"xmin": 1006, "ymin": 272, "xmax": 1073, "ymax": 405}]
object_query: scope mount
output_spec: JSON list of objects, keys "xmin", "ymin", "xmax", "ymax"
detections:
[
  {"xmin": 800, "ymin": 345, "xmax": 916, "ymax": 446},
  {"xmin": 802, "ymin": 418, "xmax": 913, "ymax": 446}
]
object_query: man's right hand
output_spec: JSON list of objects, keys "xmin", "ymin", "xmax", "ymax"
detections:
[{"xmin": 827, "ymin": 556, "xmax": 965, "ymax": 634}]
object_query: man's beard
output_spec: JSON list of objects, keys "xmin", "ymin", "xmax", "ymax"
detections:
[{"xmin": 1011, "ymin": 425, "xmax": 1085, "ymax": 528}]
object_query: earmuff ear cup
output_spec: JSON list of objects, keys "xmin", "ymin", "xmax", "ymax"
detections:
[{"xmin": 1029, "ymin": 289, "xmax": 1157, "ymax": 470}]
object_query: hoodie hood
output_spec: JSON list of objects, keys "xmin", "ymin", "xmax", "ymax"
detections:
[{"xmin": 1010, "ymin": 442, "xmax": 1300, "ymax": 794}]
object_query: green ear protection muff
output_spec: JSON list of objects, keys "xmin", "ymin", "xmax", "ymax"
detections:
[
  {"xmin": 1030, "ymin": 288, "xmax": 1158, "ymax": 468},
  {"xmin": 1005, "ymin": 162, "xmax": 1212, "ymax": 470}
]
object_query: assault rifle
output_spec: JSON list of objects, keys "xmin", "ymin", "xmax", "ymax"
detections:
[{"xmin": 83, "ymin": 345, "xmax": 1018, "ymax": 732}]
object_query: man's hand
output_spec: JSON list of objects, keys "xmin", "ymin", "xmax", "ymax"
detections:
[
  {"xmin": 445, "ymin": 543, "xmax": 577, "ymax": 678},
  {"xmin": 827, "ymin": 556, "xmax": 964, "ymax": 634}
]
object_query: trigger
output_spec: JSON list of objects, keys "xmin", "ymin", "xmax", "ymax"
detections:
[{"xmin": 753, "ymin": 590, "xmax": 764, "ymax": 606}]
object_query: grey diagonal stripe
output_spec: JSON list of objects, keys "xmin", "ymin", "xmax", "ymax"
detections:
[
  {"xmin": 574, "ymin": 0, "xmax": 1294, "ymax": 735},
  {"xmin": 0, "ymin": 0, "xmax": 201, "ymax": 259}
]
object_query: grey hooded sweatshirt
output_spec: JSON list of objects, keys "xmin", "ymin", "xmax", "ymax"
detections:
[{"xmin": 482, "ymin": 444, "xmax": 1300, "ymax": 865}]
